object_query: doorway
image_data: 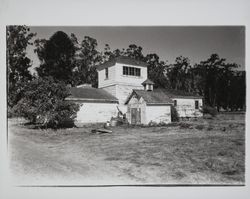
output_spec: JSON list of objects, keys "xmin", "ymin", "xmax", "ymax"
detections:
[{"xmin": 131, "ymin": 108, "xmax": 141, "ymax": 124}]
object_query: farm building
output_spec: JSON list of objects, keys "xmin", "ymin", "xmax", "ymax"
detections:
[
  {"xmin": 66, "ymin": 56, "xmax": 203, "ymax": 125},
  {"xmin": 66, "ymin": 84, "xmax": 118, "ymax": 125},
  {"xmin": 124, "ymin": 89, "xmax": 173, "ymax": 125}
]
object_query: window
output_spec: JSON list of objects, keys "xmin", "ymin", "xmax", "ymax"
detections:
[
  {"xmin": 174, "ymin": 100, "xmax": 177, "ymax": 106},
  {"xmin": 123, "ymin": 66, "xmax": 141, "ymax": 77},
  {"xmin": 148, "ymin": 84, "xmax": 153, "ymax": 91},
  {"xmin": 135, "ymin": 68, "xmax": 141, "ymax": 76},
  {"xmin": 105, "ymin": 68, "xmax": 108, "ymax": 79},
  {"xmin": 195, "ymin": 100, "xmax": 199, "ymax": 109}
]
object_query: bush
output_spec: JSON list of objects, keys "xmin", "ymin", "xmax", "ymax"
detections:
[
  {"xmin": 171, "ymin": 105, "xmax": 179, "ymax": 122},
  {"xmin": 13, "ymin": 77, "xmax": 80, "ymax": 128},
  {"xmin": 148, "ymin": 121, "xmax": 158, "ymax": 127},
  {"xmin": 202, "ymin": 105, "xmax": 217, "ymax": 117},
  {"xmin": 7, "ymin": 105, "xmax": 16, "ymax": 118},
  {"xmin": 179, "ymin": 122, "xmax": 192, "ymax": 129},
  {"xmin": 195, "ymin": 124, "xmax": 205, "ymax": 130}
]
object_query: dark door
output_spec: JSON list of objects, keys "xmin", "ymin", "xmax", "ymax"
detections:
[{"xmin": 131, "ymin": 108, "xmax": 141, "ymax": 125}]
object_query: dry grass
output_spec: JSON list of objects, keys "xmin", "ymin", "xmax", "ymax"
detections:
[{"xmin": 8, "ymin": 113, "xmax": 245, "ymax": 185}]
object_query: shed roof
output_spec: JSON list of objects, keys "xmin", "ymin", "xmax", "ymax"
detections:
[
  {"xmin": 142, "ymin": 79, "xmax": 155, "ymax": 85},
  {"xmin": 95, "ymin": 56, "xmax": 148, "ymax": 71},
  {"xmin": 66, "ymin": 87, "xmax": 118, "ymax": 103},
  {"xmin": 156, "ymin": 89, "xmax": 203, "ymax": 99},
  {"xmin": 125, "ymin": 89, "xmax": 174, "ymax": 105},
  {"xmin": 125, "ymin": 88, "xmax": 203, "ymax": 105}
]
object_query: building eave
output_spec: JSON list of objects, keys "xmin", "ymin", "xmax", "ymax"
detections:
[
  {"xmin": 65, "ymin": 97, "xmax": 119, "ymax": 103},
  {"xmin": 146, "ymin": 103, "xmax": 173, "ymax": 106}
]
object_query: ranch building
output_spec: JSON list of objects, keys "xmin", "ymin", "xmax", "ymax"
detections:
[{"xmin": 66, "ymin": 56, "xmax": 203, "ymax": 125}]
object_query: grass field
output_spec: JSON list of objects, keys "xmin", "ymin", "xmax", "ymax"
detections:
[{"xmin": 8, "ymin": 113, "xmax": 245, "ymax": 185}]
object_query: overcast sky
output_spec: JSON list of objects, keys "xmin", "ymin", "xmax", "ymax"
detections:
[{"xmin": 27, "ymin": 26, "xmax": 245, "ymax": 72}]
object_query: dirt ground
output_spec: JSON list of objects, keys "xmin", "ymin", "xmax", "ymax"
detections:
[{"xmin": 8, "ymin": 113, "xmax": 245, "ymax": 185}]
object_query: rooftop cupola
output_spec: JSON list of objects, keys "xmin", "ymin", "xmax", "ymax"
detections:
[{"xmin": 142, "ymin": 79, "xmax": 154, "ymax": 91}]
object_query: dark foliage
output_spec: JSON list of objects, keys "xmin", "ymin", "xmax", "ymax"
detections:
[
  {"xmin": 35, "ymin": 31, "xmax": 75, "ymax": 84},
  {"xmin": 13, "ymin": 77, "xmax": 80, "ymax": 128},
  {"xmin": 70, "ymin": 35, "xmax": 102, "ymax": 87},
  {"xmin": 7, "ymin": 26, "xmax": 36, "ymax": 107},
  {"xmin": 202, "ymin": 105, "xmax": 218, "ymax": 117},
  {"xmin": 171, "ymin": 105, "xmax": 180, "ymax": 122}
]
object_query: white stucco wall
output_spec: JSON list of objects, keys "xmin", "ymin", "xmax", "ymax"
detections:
[
  {"xmin": 75, "ymin": 102, "xmax": 118, "ymax": 124},
  {"xmin": 146, "ymin": 105, "xmax": 171, "ymax": 124},
  {"xmin": 173, "ymin": 98, "xmax": 203, "ymax": 117}
]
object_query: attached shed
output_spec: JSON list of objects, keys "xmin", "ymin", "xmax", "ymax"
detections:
[
  {"xmin": 66, "ymin": 84, "xmax": 118, "ymax": 125},
  {"xmin": 158, "ymin": 89, "xmax": 203, "ymax": 118},
  {"xmin": 125, "ymin": 89, "xmax": 173, "ymax": 125}
]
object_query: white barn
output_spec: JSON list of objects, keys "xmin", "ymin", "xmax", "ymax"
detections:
[
  {"xmin": 66, "ymin": 84, "xmax": 118, "ymax": 126},
  {"xmin": 66, "ymin": 56, "xmax": 203, "ymax": 125}
]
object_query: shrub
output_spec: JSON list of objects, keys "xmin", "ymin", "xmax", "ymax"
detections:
[
  {"xmin": 7, "ymin": 105, "xmax": 16, "ymax": 118},
  {"xmin": 171, "ymin": 105, "xmax": 179, "ymax": 122},
  {"xmin": 179, "ymin": 122, "xmax": 192, "ymax": 129},
  {"xmin": 195, "ymin": 124, "xmax": 205, "ymax": 130},
  {"xmin": 148, "ymin": 121, "xmax": 158, "ymax": 127},
  {"xmin": 202, "ymin": 105, "xmax": 217, "ymax": 117},
  {"xmin": 13, "ymin": 77, "xmax": 80, "ymax": 128}
]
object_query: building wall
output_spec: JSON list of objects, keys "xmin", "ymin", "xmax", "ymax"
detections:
[
  {"xmin": 116, "ymin": 84, "xmax": 143, "ymax": 105},
  {"xmin": 115, "ymin": 63, "xmax": 147, "ymax": 85},
  {"xmin": 127, "ymin": 96, "xmax": 147, "ymax": 124},
  {"xmin": 98, "ymin": 65, "xmax": 116, "ymax": 88},
  {"xmin": 145, "ymin": 105, "xmax": 171, "ymax": 124},
  {"xmin": 98, "ymin": 63, "xmax": 147, "ymax": 88},
  {"xmin": 127, "ymin": 95, "xmax": 171, "ymax": 125},
  {"xmin": 173, "ymin": 98, "xmax": 203, "ymax": 117},
  {"xmin": 75, "ymin": 102, "xmax": 118, "ymax": 125},
  {"xmin": 98, "ymin": 62, "xmax": 147, "ymax": 114},
  {"xmin": 102, "ymin": 85, "xmax": 116, "ymax": 97}
]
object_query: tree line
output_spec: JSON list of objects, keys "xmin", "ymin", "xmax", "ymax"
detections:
[{"xmin": 7, "ymin": 26, "xmax": 246, "ymax": 126}]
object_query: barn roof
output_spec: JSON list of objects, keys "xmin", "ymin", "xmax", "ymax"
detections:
[
  {"xmin": 156, "ymin": 89, "xmax": 203, "ymax": 99},
  {"xmin": 66, "ymin": 87, "xmax": 118, "ymax": 103},
  {"xmin": 125, "ymin": 89, "xmax": 174, "ymax": 105},
  {"xmin": 95, "ymin": 56, "xmax": 148, "ymax": 71},
  {"xmin": 125, "ymin": 88, "xmax": 203, "ymax": 105}
]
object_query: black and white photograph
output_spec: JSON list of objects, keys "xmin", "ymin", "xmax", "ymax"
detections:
[
  {"xmin": 0, "ymin": 0, "xmax": 250, "ymax": 199},
  {"xmin": 6, "ymin": 25, "xmax": 246, "ymax": 185}
]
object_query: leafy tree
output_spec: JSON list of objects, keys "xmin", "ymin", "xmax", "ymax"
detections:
[
  {"xmin": 7, "ymin": 25, "xmax": 36, "ymax": 107},
  {"xmin": 71, "ymin": 35, "xmax": 102, "ymax": 87},
  {"xmin": 167, "ymin": 56, "xmax": 194, "ymax": 92},
  {"xmin": 194, "ymin": 54, "xmax": 239, "ymax": 110},
  {"xmin": 34, "ymin": 31, "xmax": 75, "ymax": 84},
  {"xmin": 13, "ymin": 77, "xmax": 79, "ymax": 128},
  {"xmin": 145, "ymin": 54, "xmax": 169, "ymax": 88},
  {"xmin": 227, "ymin": 71, "xmax": 246, "ymax": 111},
  {"xmin": 125, "ymin": 44, "xmax": 144, "ymax": 60}
]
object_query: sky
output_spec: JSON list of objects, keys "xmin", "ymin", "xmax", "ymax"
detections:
[{"xmin": 27, "ymin": 26, "xmax": 245, "ymax": 72}]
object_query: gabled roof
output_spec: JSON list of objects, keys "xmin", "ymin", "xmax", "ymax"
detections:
[
  {"xmin": 142, "ymin": 79, "xmax": 155, "ymax": 85},
  {"xmin": 66, "ymin": 87, "xmax": 118, "ymax": 103},
  {"xmin": 156, "ymin": 89, "xmax": 203, "ymax": 99},
  {"xmin": 96, "ymin": 56, "xmax": 148, "ymax": 71},
  {"xmin": 125, "ymin": 89, "xmax": 174, "ymax": 105}
]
